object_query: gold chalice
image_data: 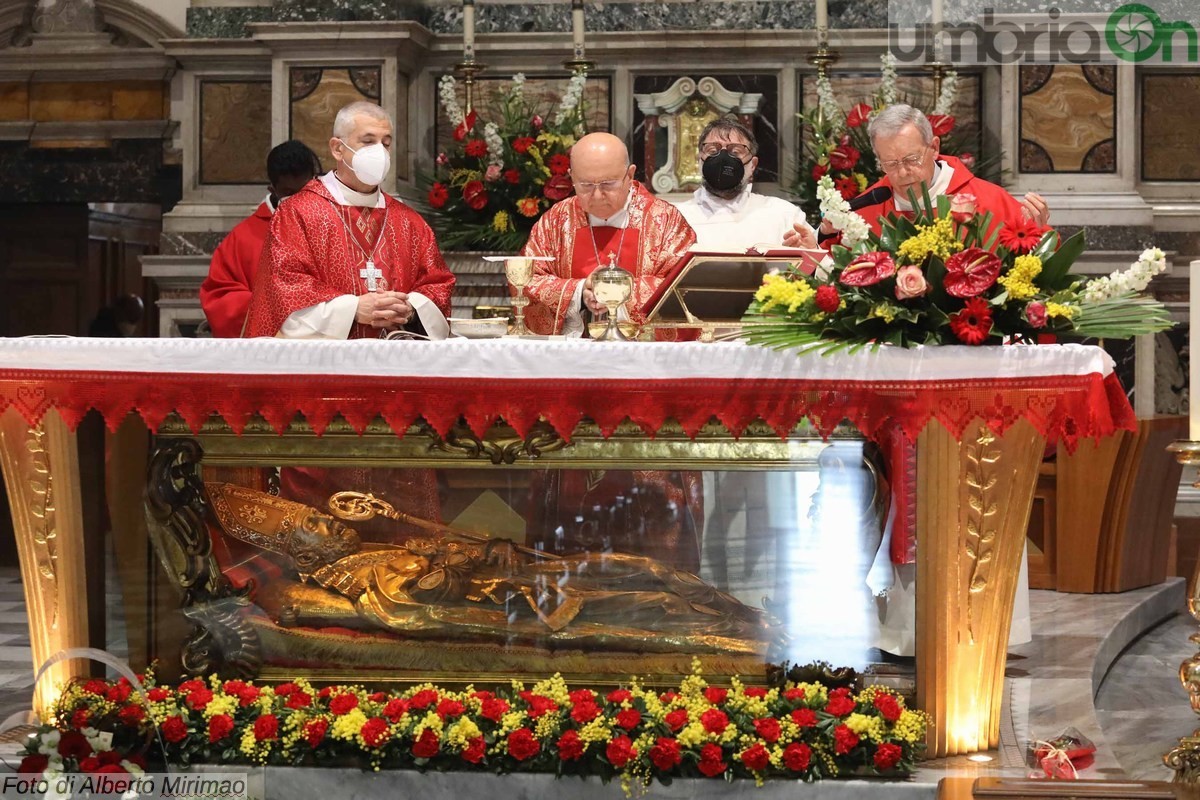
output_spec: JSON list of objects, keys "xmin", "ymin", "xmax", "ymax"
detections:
[
  {"xmin": 590, "ymin": 262, "xmax": 635, "ymax": 341},
  {"xmin": 505, "ymin": 256, "xmax": 534, "ymax": 336}
]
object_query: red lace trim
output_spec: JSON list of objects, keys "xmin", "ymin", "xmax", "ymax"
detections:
[{"xmin": 0, "ymin": 369, "xmax": 1134, "ymax": 453}]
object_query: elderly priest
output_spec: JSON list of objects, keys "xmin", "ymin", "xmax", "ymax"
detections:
[{"xmin": 244, "ymin": 101, "xmax": 455, "ymax": 340}]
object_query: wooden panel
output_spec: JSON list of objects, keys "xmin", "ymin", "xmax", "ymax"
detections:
[
  {"xmin": 0, "ymin": 82, "xmax": 28, "ymax": 121},
  {"xmin": 1052, "ymin": 432, "xmax": 1125, "ymax": 592},
  {"xmin": 27, "ymin": 81, "xmax": 164, "ymax": 123}
]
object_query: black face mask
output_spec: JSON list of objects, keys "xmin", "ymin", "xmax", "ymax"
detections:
[{"xmin": 702, "ymin": 150, "xmax": 746, "ymax": 192}]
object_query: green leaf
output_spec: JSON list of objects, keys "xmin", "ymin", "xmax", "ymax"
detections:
[{"xmin": 1039, "ymin": 229, "xmax": 1087, "ymax": 290}]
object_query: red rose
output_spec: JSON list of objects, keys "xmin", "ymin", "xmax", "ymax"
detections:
[
  {"xmin": 147, "ymin": 688, "xmax": 170, "ymax": 702},
  {"xmin": 543, "ymin": 174, "xmax": 572, "ymax": 201},
  {"xmin": 410, "ymin": 689, "xmax": 439, "ymax": 709},
  {"xmin": 959, "ymin": 151, "xmax": 977, "ymax": 170},
  {"xmin": 698, "ymin": 742, "xmax": 727, "ymax": 777},
  {"xmin": 453, "ymin": 110, "xmax": 477, "ymax": 142},
  {"xmin": 839, "ymin": 251, "xmax": 897, "ymax": 287},
  {"xmin": 361, "ymin": 717, "xmax": 390, "ymax": 748},
  {"xmin": 462, "ymin": 736, "xmax": 486, "ymax": 764},
  {"xmin": 648, "ymin": 736, "xmax": 681, "ymax": 771},
  {"xmin": 58, "ymin": 731, "xmax": 92, "ymax": 760},
  {"xmin": 605, "ymin": 734, "xmax": 637, "ymax": 768},
  {"xmin": 783, "ymin": 742, "xmax": 812, "ymax": 772},
  {"xmin": 571, "ymin": 701, "xmax": 600, "ymax": 724},
  {"xmin": 208, "ymin": 714, "xmax": 234, "ymax": 743},
  {"xmin": 829, "ymin": 144, "xmax": 861, "ymax": 171},
  {"xmin": 741, "ymin": 742, "xmax": 771, "ymax": 772},
  {"xmin": 812, "ymin": 163, "xmax": 829, "ymax": 181},
  {"xmin": 548, "ymin": 154, "xmax": 571, "ymax": 176},
  {"xmin": 523, "ymin": 693, "xmax": 559, "ymax": 719},
  {"xmin": 119, "ymin": 704, "xmax": 145, "ymax": 724},
  {"xmin": 874, "ymin": 693, "xmax": 903, "ymax": 722},
  {"xmin": 383, "ymin": 698, "xmax": 409, "ymax": 722},
  {"xmin": 304, "ymin": 719, "xmax": 328, "ymax": 748},
  {"xmin": 833, "ymin": 723, "xmax": 860, "ymax": 754},
  {"xmin": 286, "ymin": 691, "xmax": 312, "ymax": 709},
  {"xmin": 97, "ymin": 750, "xmax": 122, "ymax": 767},
  {"xmin": 95, "ymin": 764, "xmax": 127, "ymax": 775},
  {"xmin": 512, "ymin": 136, "xmax": 535, "ymax": 154},
  {"xmin": 330, "ymin": 693, "xmax": 358, "ymax": 716},
  {"xmin": 606, "ymin": 688, "xmax": 632, "ymax": 704},
  {"xmin": 503, "ymin": 168, "xmax": 521, "ymax": 184},
  {"xmin": 507, "ymin": 728, "xmax": 540, "ymax": 761},
  {"xmin": 616, "ymin": 708, "xmax": 641, "ymax": 731},
  {"xmin": 944, "ymin": 247, "xmax": 1002, "ymax": 298},
  {"xmin": 427, "ymin": 182, "xmax": 449, "ymax": 209},
  {"xmin": 834, "ymin": 175, "xmax": 859, "ymax": 201},
  {"xmin": 700, "ymin": 708, "xmax": 729, "ymax": 734},
  {"xmin": 17, "ymin": 754, "xmax": 47, "ymax": 775},
  {"xmin": 463, "ymin": 180, "xmax": 489, "ymax": 211},
  {"xmin": 531, "ymin": 114, "xmax": 544, "ymax": 130},
  {"xmin": 480, "ymin": 696, "xmax": 509, "ymax": 722},
  {"xmin": 949, "ymin": 192, "xmax": 977, "ymax": 223},
  {"xmin": 186, "ymin": 688, "xmax": 213, "ymax": 710},
  {"xmin": 752, "ymin": 717, "xmax": 781, "ymax": 743},
  {"xmin": 791, "ymin": 707, "xmax": 818, "ymax": 728},
  {"xmin": 874, "ymin": 742, "xmax": 904, "ymax": 771},
  {"xmin": 436, "ymin": 698, "xmax": 465, "ymax": 720},
  {"xmin": 464, "ymin": 139, "xmax": 488, "ymax": 158},
  {"xmin": 949, "ymin": 297, "xmax": 994, "ymax": 345},
  {"xmin": 1025, "ymin": 300, "xmax": 1047, "ymax": 329},
  {"xmin": 412, "ymin": 728, "xmax": 440, "ymax": 759},
  {"xmin": 928, "ymin": 114, "xmax": 956, "ymax": 136},
  {"xmin": 664, "ymin": 708, "xmax": 688, "ymax": 732},
  {"xmin": 557, "ymin": 729, "xmax": 585, "ymax": 761},
  {"xmin": 847, "ymin": 103, "xmax": 872, "ymax": 128},
  {"xmin": 162, "ymin": 715, "xmax": 188, "ymax": 743},
  {"xmin": 79, "ymin": 756, "xmax": 100, "ymax": 773},
  {"xmin": 254, "ymin": 714, "xmax": 279, "ymax": 741},
  {"xmin": 704, "ymin": 687, "xmax": 727, "ymax": 705},
  {"xmin": 70, "ymin": 709, "xmax": 90, "ymax": 729},
  {"xmin": 815, "ymin": 284, "xmax": 840, "ymax": 313}
]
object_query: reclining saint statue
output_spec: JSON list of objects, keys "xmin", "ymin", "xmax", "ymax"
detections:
[{"xmin": 205, "ymin": 481, "xmax": 779, "ymax": 656}]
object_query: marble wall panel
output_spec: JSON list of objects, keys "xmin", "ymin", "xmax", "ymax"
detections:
[
  {"xmin": 1141, "ymin": 73, "xmax": 1200, "ymax": 182},
  {"xmin": 433, "ymin": 74, "xmax": 610, "ymax": 159},
  {"xmin": 0, "ymin": 140, "xmax": 166, "ymax": 204},
  {"xmin": 0, "ymin": 83, "xmax": 29, "ymax": 121},
  {"xmin": 632, "ymin": 74, "xmax": 779, "ymax": 185},
  {"xmin": 1019, "ymin": 65, "xmax": 1115, "ymax": 174},
  {"xmin": 199, "ymin": 80, "xmax": 272, "ymax": 185},
  {"xmin": 289, "ymin": 66, "xmax": 382, "ymax": 174}
]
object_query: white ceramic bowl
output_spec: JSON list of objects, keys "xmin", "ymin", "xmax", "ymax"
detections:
[{"xmin": 449, "ymin": 317, "xmax": 509, "ymax": 339}]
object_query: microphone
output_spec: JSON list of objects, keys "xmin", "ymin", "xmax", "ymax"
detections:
[{"xmin": 847, "ymin": 185, "xmax": 893, "ymax": 211}]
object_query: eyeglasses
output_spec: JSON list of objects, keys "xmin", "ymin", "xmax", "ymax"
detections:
[
  {"xmin": 700, "ymin": 142, "xmax": 752, "ymax": 159},
  {"xmin": 878, "ymin": 148, "xmax": 929, "ymax": 173},
  {"xmin": 572, "ymin": 178, "xmax": 626, "ymax": 194}
]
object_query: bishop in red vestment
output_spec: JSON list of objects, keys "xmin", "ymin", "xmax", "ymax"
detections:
[
  {"xmin": 201, "ymin": 140, "xmax": 321, "ymax": 338},
  {"xmin": 520, "ymin": 132, "xmax": 695, "ymax": 336},
  {"xmin": 244, "ymin": 104, "xmax": 454, "ymax": 339}
]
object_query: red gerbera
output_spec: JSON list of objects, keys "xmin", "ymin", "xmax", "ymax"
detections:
[
  {"xmin": 834, "ymin": 175, "xmax": 859, "ymax": 201},
  {"xmin": 811, "ymin": 162, "xmax": 829, "ymax": 181},
  {"xmin": 997, "ymin": 219, "xmax": 1046, "ymax": 254},
  {"xmin": 928, "ymin": 114, "xmax": 956, "ymax": 136},
  {"xmin": 503, "ymin": 168, "xmax": 521, "ymax": 184},
  {"xmin": 464, "ymin": 139, "xmax": 487, "ymax": 158},
  {"xmin": 548, "ymin": 154, "xmax": 571, "ymax": 176},
  {"xmin": 847, "ymin": 103, "xmax": 873, "ymax": 128},
  {"xmin": 512, "ymin": 136, "xmax": 536, "ymax": 154},
  {"xmin": 949, "ymin": 297, "xmax": 994, "ymax": 345},
  {"xmin": 943, "ymin": 247, "xmax": 1002, "ymax": 298},
  {"xmin": 427, "ymin": 182, "xmax": 449, "ymax": 209},
  {"xmin": 839, "ymin": 251, "xmax": 897, "ymax": 287}
]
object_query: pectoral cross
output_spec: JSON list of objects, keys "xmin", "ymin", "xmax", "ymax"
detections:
[{"xmin": 360, "ymin": 259, "xmax": 382, "ymax": 291}]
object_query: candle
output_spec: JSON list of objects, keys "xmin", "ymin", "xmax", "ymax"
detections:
[
  {"xmin": 463, "ymin": 0, "xmax": 475, "ymax": 61},
  {"xmin": 1191, "ymin": 260, "xmax": 1200, "ymax": 439},
  {"xmin": 815, "ymin": 0, "xmax": 828, "ymax": 37},
  {"xmin": 572, "ymin": 0, "xmax": 586, "ymax": 59},
  {"xmin": 932, "ymin": 0, "xmax": 943, "ymax": 26}
]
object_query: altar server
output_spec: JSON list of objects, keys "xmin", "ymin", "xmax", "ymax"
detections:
[
  {"xmin": 200, "ymin": 141, "xmax": 322, "ymax": 338},
  {"xmin": 520, "ymin": 132, "xmax": 695, "ymax": 336},
  {"xmin": 244, "ymin": 101, "xmax": 454, "ymax": 339}
]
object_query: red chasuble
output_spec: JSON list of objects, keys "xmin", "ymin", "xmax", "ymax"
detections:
[
  {"xmin": 244, "ymin": 177, "xmax": 455, "ymax": 338},
  {"xmin": 201, "ymin": 200, "xmax": 272, "ymax": 338},
  {"xmin": 520, "ymin": 181, "xmax": 695, "ymax": 335}
]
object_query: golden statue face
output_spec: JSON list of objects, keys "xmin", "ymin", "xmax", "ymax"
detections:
[{"xmin": 289, "ymin": 511, "xmax": 361, "ymax": 571}]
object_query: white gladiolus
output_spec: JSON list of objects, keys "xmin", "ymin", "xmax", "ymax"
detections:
[
  {"xmin": 1082, "ymin": 246, "xmax": 1167, "ymax": 303},
  {"xmin": 817, "ymin": 175, "xmax": 870, "ymax": 250},
  {"xmin": 439, "ymin": 74, "xmax": 465, "ymax": 128},
  {"xmin": 816, "ymin": 73, "xmax": 844, "ymax": 136},
  {"xmin": 483, "ymin": 122, "xmax": 504, "ymax": 167},
  {"xmin": 554, "ymin": 73, "xmax": 588, "ymax": 127},
  {"xmin": 879, "ymin": 53, "xmax": 898, "ymax": 107},
  {"xmin": 933, "ymin": 70, "xmax": 958, "ymax": 116}
]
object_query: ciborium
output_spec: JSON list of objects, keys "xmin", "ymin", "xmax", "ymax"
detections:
[{"xmin": 590, "ymin": 262, "xmax": 634, "ymax": 341}]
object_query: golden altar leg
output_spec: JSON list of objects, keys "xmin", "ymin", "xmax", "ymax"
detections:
[
  {"xmin": 916, "ymin": 418, "xmax": 1046, "ymax": 757},
  {"xmin": 0, "ymin": 408, "xmax": 90, "ymax": 717}
]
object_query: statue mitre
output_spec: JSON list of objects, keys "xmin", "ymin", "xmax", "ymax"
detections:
[{"xmin": 204, "ymin": 481, "xmax": 360, "ymax": 570}]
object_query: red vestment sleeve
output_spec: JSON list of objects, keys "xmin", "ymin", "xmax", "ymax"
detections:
[
  {"xmin": 201, "ymin": 207, "xmax": 270, "ymax": 338},
  {"xmin": 521, "ymin": 205, "xmax": 581, "ymax": 335}
]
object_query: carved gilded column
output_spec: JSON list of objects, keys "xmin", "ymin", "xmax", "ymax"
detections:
[
  {"xmin": 915, "ymin": 418, "xmax": 1046, "ymax": 757},
  {"xmin": 0, "ymin": 408, "xmax": 90, "ymax": 717}
]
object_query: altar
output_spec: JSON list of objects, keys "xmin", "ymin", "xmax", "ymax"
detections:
[{"xmin": 0, "ymin": 337, "xmax": 1134, "ymax": 760}]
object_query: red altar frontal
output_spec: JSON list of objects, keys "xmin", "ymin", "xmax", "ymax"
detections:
[{"xmin": 0, "ymin": 338, "xmax": 1133, "ymax": 758}]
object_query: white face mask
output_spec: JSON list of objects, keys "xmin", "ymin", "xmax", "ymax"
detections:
[{"xmin": 339, "ymin": 140, "xmax": 390, "ymax": 187}]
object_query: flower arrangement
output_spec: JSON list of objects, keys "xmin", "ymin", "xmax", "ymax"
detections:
[
  {"xmin": 742, "ymin": 179, "xmax": 1173, "ymax": 351},
  {"xmin": 19, "ymin": 661, "xmax": 926, "ymax": 790},
  {"xmin": 793, "ymin": 54, "xmax": 990, "ymax": 219},
  {"xmin": 424, "ymin": 72, "xmax": 588, "ymax": 251}
]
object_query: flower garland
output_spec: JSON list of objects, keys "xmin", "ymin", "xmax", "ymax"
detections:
[{"xmin": 21, "ymin": 661, "xmax": 927, "ymax": 790}]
